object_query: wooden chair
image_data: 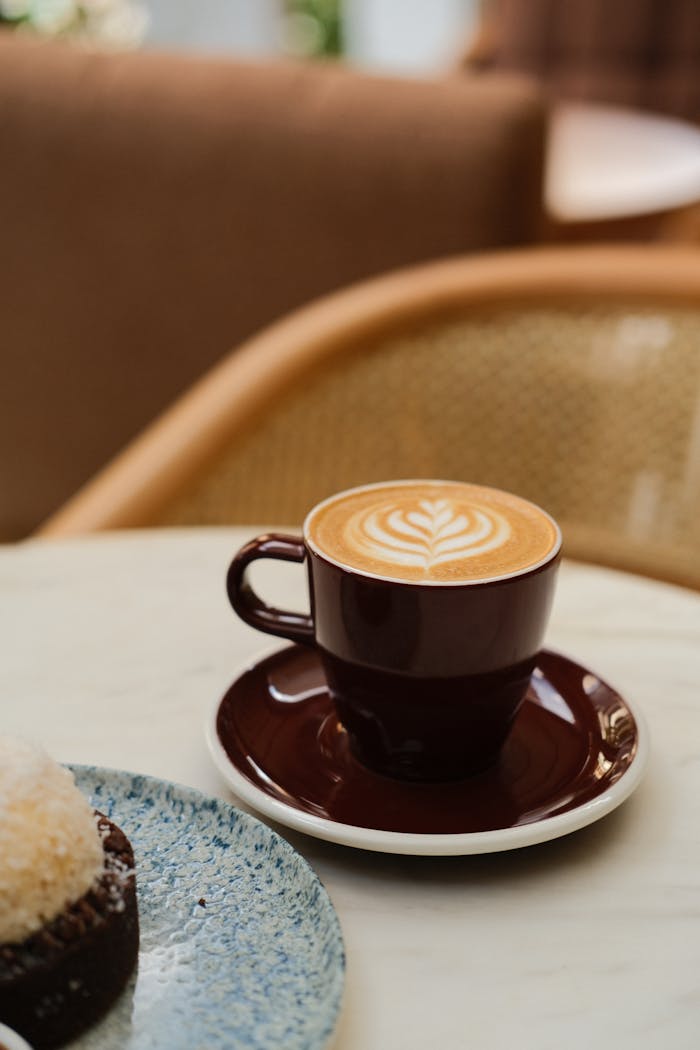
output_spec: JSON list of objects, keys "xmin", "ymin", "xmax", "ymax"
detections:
[{"xmin": 38, "ymin": 246, "xmax": 700, "ymax": 590}]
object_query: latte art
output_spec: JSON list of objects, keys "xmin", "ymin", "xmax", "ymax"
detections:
[
  {"xmin": 306, "ymin": 481, "xmax": 560, "ymax": 583},
  {"xmin": 349, "ymin": 498, "xmax": 511, "ymax": 570}
]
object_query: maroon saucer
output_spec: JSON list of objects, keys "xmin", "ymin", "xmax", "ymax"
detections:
[{"xmin": 213, "ymin": 645, "xmax": 641, "ymax": 837}]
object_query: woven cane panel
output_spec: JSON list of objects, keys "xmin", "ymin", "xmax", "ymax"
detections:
[{"xmin": 163, "ymin": 304, "xmax": 700, "ymax": 573}]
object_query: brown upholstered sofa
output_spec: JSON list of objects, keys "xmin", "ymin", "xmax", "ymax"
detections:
[{"xmin": 0, "ymin": 34, "xmax": 546, "ymax": 539}]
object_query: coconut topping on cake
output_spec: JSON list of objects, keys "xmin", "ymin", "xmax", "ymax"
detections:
[{"xmin": 0, "ymin": 736, "xmax": 104, "ymax": 945}]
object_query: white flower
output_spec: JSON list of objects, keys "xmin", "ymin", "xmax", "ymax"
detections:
[
  {"xmin": 29, "ymin": 0, "xmax": 77, "ymax": 33},
  {"xmin": 1, "ymin": 0, "xmax": 149, "ymax": 48},
  {"xmin": 0, "ymin": 0, "xmax": 32, "ymax": 18}
]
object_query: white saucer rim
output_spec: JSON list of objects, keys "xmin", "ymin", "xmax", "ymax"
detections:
[
  {"xmin": 205, "ymin": 645, "xmax": 649, "ymax": 856},
  {"xmin": 0, "ymin": 1023, "xmax": 34, "ymax": 1050}
]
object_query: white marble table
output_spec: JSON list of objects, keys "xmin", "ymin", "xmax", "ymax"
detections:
[{"xmin": 2, "ymin": 528, "xmax": 699, "ymax": 1050}]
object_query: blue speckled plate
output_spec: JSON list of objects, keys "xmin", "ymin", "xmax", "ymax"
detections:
[{"xmin": 67, "ymin": 767, "xmax": 345, "ymax": 1050}]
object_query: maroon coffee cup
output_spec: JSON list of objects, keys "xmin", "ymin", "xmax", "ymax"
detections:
[{"xmin": 227, "ymin": 483, "xmax": 561, "ymax": 781}]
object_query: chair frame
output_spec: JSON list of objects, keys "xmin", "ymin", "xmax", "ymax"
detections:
[{"xmin": 37, "ymin": 245, "xmax": 700, "ymax": 590}]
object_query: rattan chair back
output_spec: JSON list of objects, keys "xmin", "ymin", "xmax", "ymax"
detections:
[{"xmin": 39, "ymin": 247, "xmax": 700, "ymax": 589}]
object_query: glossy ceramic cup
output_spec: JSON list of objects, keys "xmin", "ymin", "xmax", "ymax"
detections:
[{"xmin": 227, "ymin": 484, "xmax": 561, "ymax": 781}]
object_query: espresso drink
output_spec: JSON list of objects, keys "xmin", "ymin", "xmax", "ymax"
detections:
[
  {"xmin": 228, "ymin": 480, "xmax": 561, "ymax": 781},
  {"xmin": 305, "ymin": 481, "xmax": 558, "ymax": 583}
]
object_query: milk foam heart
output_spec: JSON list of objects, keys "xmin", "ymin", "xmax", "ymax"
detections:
[{"xmin": 306, "ymin": 481, "xmax": 559, "ymax": 582}]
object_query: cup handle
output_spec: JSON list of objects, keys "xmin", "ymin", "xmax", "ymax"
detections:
[{"xmin": 226, "ymin": 534, "xmax": 315, "ymax": 646}]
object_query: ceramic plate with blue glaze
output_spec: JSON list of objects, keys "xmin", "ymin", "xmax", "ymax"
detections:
[{"xmin": 68, "ymin": 767, "xmax": 345, "ymax": 1050}]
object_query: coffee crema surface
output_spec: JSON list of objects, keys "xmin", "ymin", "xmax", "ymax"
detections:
[{"xmin": 306, "ymin": 481, "xmax": 559, "ymax": 582}]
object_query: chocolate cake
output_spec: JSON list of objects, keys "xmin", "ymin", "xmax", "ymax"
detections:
[
  {"xmin": 0, "ymin": 738, "xmax": 139, "ymax": 1049},
  {"xmin": 0, "ymin": 814, "xmax": 138, "ymax": 1048}
]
